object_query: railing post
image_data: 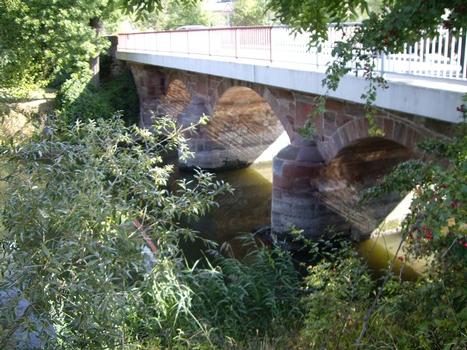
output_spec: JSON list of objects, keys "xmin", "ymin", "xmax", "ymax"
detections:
[
  {"xmin": 269, "ymin": 27, "xmax": 273, "ymax": 62},
  {"xmin": 208, "ymin": 29, "xmax": 211, "ymax": 56},
  {"xmin": 315, "ymin": 42, "xmax": 319, "ymax": 69},
  {"xmin": 380, "ymin": 51, "xmax": 385, "ymax": 76},
  {"xmin": 235, "ymin": 28, "xmax": 238, "ymax": 58},
  {"xmin": 463, "ymin": 29, "xmax": 467, "ymax": 79}
]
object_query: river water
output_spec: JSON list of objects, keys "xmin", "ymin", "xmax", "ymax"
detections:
[{"xmin": 176, "ymin": 160, "xmax": 421, "ymax": 279}]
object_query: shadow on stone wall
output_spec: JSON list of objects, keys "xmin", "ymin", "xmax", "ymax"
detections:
[{"xmin": 318, "ymin": 137, "xmax": 413, "ymax": 239}]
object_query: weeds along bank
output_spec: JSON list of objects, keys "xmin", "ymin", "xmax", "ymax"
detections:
[
  {"xmin": 0, "ymin": 69, "xmax": 465, "ymax": 349},
  {"xmin": 300, "ymin": 106, "xmax": 467, "ymax": 349}
]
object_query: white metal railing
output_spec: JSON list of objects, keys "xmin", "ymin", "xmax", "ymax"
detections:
[{"xmin": 118, "ymin": 25, "xmax": 467, "ymax": 81}]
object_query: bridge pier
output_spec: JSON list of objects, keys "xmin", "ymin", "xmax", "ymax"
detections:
[
  {"xmin": 271, "ymin": 141, "xmax": 350, "ymax": 238},
  {"xmin": 129, "ymin": 64, "xmax": 168, "ymax": 128}
]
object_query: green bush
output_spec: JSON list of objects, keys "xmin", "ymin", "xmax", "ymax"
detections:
[
  {"xmin": 298, "ymin": 239, "xmax": 466, "ymax": 349},
  {"xmin": 56, "ymin": 68, "xmax": 139, "ymax": 125},
  {"xmin": 0, "ymin": 116, "xmax": 302, "ymax": 349},
  {"xmin": 186, "ymin": 236, "xmax": 302, "ymax": 346},
  {"xmin": 0, "ymin": 116, "xmax": 227, "ymax": 348},
  {"xmin": 57, "ymin": 69, "xmax": 112, "ymax": 122},
  {"xmin": 299, "ymin": 240, "xmax": 374, "ymax": 349},
  {"xmin": 298, "ymin": 116, "xmax": 467, "ymax": 349}
]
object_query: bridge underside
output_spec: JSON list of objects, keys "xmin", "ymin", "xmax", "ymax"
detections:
[
  {"xmin": 179, "ymin": 86, "xmax": 285, "ymax": 169},
  {"xmin": 129, "ymin": 63, "xmax": 454, "ymax": 240},
  {"xmin": 272, "ymin": 138, "xmax": 413, "ymax": 239}
]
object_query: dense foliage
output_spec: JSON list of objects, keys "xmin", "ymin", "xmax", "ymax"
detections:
[
  {"xmin": 231, "ymin": 0, "xmax": 271, "ymax": 27},
  {"xmin": 0, "ymin": 0, "xmax": 196, "ymax": 92},
  {"xmin": 133, "ymin": 0, "xmax": 215, "ymax": 30},
  {"xmin": 57, "ymin": 68, "xmax": 139, "ymax": 125},
  {"xmin": 300, "ymin": 237, "xmax": 466, "ymax": 349},
  {"xmin": 268, "ymin": 0, "xmax": 369, "ymax": 42},
  {"xmin": 0, "ymin": 114, "xmax": 302, "ymax": 348},
  {"xmin": 0, "ymin": 0, "xmax": 110, "ymax": 90}
]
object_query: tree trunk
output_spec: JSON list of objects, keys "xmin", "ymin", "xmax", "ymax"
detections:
[{"xmin": 90, "ymin": 17, "xmax": 103, "ymax": 88}]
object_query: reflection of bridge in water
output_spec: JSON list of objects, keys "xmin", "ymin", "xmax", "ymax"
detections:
[{"xmin": 116, "ymin": 25, "xmax": 466, "ymax": 240}]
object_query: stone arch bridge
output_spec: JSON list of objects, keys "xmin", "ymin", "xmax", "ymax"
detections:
[{"xmin": 116, "ymin": 27, "xmax": 465, "ymax": 239}]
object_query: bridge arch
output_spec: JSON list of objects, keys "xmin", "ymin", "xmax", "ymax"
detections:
[
  {"xmin": 329, "ymin": 137, "xmax": 412, "ymax": 183},
  {"xmin": 179, "ymin": 85, "xmax": 287, "ymax": 169},
  {"xmin": 319, "ymin": 116, "xmax": 429, "ymax": 163},
  {"xmin": 156, "ymin": 77, "xmax": 192, "ymax": 119},
  {"xmin": 213, "ymin": 80, "xmax": 296, "ymax": 138},
  {"xmin": 272, "ymin": 134, "xmax": 416, "ymax": 240},
  {"xmin": 319, "ymin": 137, "xmax": 413, "ymax": 235},
  {"xmin": 271, "ymin": 112, "xmax": 435, "ymax": 239}
]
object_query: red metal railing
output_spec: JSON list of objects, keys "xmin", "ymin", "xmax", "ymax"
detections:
[{"xmin": 118, "ymin": 26, "xmax": 467, "ymax": 81}]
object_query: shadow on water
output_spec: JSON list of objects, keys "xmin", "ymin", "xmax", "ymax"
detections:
[{"xmin": 176, "ymin": 162, "xmax": 273, "ymax": 262}]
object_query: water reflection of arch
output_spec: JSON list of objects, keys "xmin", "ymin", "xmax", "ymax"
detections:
[{"xmin": 189, "ymin": 164, "xmax": 273, "ymax": 242}]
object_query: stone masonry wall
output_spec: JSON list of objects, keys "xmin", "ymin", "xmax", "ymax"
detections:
[{"xmin": 129, "ymin": 63, "xmax": 456, "ymax": 239}]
